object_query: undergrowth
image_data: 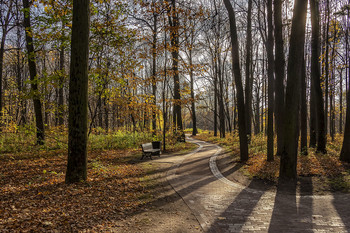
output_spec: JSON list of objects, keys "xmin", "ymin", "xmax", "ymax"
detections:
[{"xmin": 0, "ymin": 125, "xmax": 184, "ymax": 154}]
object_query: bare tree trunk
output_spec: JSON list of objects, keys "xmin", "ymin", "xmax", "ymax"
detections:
[
  {"xmin": 330, "ymin": 26, "xmax": 337, "ymax": 141},
  {"xmin": 324, "ymin": 0, "xmax": 330, "ymax": 136},
  {"xmin": 0, "ymin": 32, "xmax": 6, "ymax": 124},
  {"xmin": 340, "ymin": 3, "xmax": 350, "ymax": 162},
  {"xmin": 189, "ymin": 50, "xmax": 197, "ymax": 136},
  {"xmin": 266, "ymin": 0, "xmax": 274, "ymax": 161},
  {"xmin": 214, "ymin": 59, "xmax": 218, "ymax": 136},
  {"xmin": 279, "ymin": 0, "xmax": 307, "ymax": 181},
  {"xmin": 218, "ymin": 53, "xmax": 225, "ymax": 138},
  {"xmin": 58, "ymin": 45, "xmax": 65, "ymax": 126},
  {"xmin": 223, "ymin": 0, "xmax": 248, "ymax": 162},
  {"xmin": 310, "ymin": 0, "xmax": 327, "ymax": 153},
  {"xmin": 300, "ymin": 55, "xmax": 308, "ymax": 154},
  {"xmin": 274, "ymin": 0, "xmax": 285, "ymax": 156},
  {"xmin": 152, "ymin": 13, "xmax": 157, "ymax": 135},
  {"xmin": 66, "ymin": 0, "xmax": 90, "ymax": 184},
  {"xmin": 340, "ymin": 69, "xmax": 343, "ymax": 133},
  {"xmin": 245, "ymin": 0, "xmax": 253, "ymax": 138},
  {"xmin": 168, "ymin": 0, "xmax": 183, "ymax": 138},
  {"xmin": 23, "ymin": 0, "xmax": 45, "ymax": 145}
]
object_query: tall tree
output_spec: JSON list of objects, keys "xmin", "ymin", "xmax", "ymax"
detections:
[
  {"xmin": 167, "ymin": 0, "xmax": 183, "ymax": 138},
  {"xmin": 310, "ymin": 0, "xmax": 327, "ymax": 153},
  {"xmin": 65, "ymin": 0, "xmax": 90, "ymax": 183},
  {"xmin": 245, "ymin": 0, "xmax": 253, "ymax": 139},
  {"xmin": 324, "ymin": 0, "xmax": 330, "ymax": 136},
  {"xmin": 279, "ymin": 0, "xmax": 307, "ymax": 180},
  {"xmin": 341, "ymin": 76, "xmax": 350, "ymax": 162},
  {"xmin": 223, "ymin": 0, "xmax": 248, "ymax": 162},
  {"xmin": 340, "ymin": 0, "xmax": 350, "ymax": 162},
  {"xmin": 274, "ymin": 0, "xmax": 285, "ymax": 155},
  {"xmin": 300, "ymin": 55, "xmax": 308, "ymax": 154},
  {"xmin": 0, "ymin": 0, "xmax": 14, "ymax": 123},
  {"xmin": 266, "ymin": 0, "xmax": 274, "ymax": 161},
  {"xmin": 22, "ymin": 0, "xmax": 45, "ymax": 145}
]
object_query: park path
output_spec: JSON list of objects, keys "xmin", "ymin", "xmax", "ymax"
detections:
[{"xmin": 166, "ymin": 137, "xmax": 350, "ymax": 233}]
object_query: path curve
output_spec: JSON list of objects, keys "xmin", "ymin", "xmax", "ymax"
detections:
[{"xmin": 167, "ymin": 137, "xmax": 350, "ymax": 232}]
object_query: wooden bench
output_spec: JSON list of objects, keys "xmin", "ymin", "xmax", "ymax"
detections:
[{"xmin": 140, "ymin": 142, "xmax": 161, "ymax": 160}]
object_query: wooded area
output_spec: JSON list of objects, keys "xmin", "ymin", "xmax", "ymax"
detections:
[
  {"xmin": 2, "ymin": 0, "xmax": 350, "ymax": 231},
  {"xmin": 1, "ymin": 0, "xmax": 350, "ymax": 183}
]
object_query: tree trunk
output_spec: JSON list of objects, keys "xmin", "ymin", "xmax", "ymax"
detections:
[
  {"xmin": 218, "ymin": 53, "xmax": 225, "ymax": 138},
  {"xmin": 330, "ymin": 26, "xmax": 337, "ymax": 141},
  {"xmin": 23, "ymin": 0, "xmax": 45, "ymax": 145},
  {"xmin": 340, "ymin": 3, "xmax": 350, "ymax": 162},
  {"xmin": 168, "ymin": 0, "xmax": 183, "ymax": 137},
  {"xmin": 214, "ymin": 59, "xmax": 218, "ymax": 136},
  {"xmin": 274, "ymin": 0, "xmax": 285, "ymax": 156},
  {"xmin": 65, "ymin": 0, "xmax": 90, "ymax": 184},
  {"xmin": 189, "ymin": 51, "xmax": 197, "ymax": 136},
  {"xmin": 266, "ymin": 0, "xmax": 274, "ymax": 161},
  {"xmin": 324, "ymin": 0, "xmax": 330, "ymax": 136},
  {"xmin": 310, "ymin": 0, "xmax": 327, "ymax": 153},
  {"xmin": 300, "ymin": 55, "xmax": 308, "ymax": 154},
  {"xmin": 309, "ymin": 82, "xmax": 317, "ymax": 147},
  {"xmin": 340, "ymin": 79, "xmax": 350, "ymax": 162},
  {"xmin": 0, "ymin": 31, "xmax": 6, "ymax": 125},
  {"xmin": 245, "ymin": 0, "xmax": 252, "ymax": 138},
  {"xmin": 223, "ymin": 0, "xmax": 248, "ymax": 162},
  {"xmin": 152, "ymin": 13, "xmax": 157, "ymax": 135},
  {"xmin": 58, "ymin": 45, "xmax": 65, "ymax": 126},
  {"xmin": 279, "ymin": 0, "xmax": 307, "ymax": 181},
  {"xmin": 340, "ymin": 69, "xmax": 343, "ymax": 133}
]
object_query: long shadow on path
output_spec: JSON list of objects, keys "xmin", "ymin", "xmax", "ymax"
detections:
[
  {"xmin": 268, "ymin": 179, "xmax": 313, "ymax": 232},
  {"xmin": 207, "ymin": 180, "xmax": 271, "ymax": 233}
]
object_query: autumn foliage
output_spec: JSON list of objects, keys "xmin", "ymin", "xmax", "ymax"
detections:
[{"xmin": 195, "ymin": 132, "xmax": 350, "ymax": 189}]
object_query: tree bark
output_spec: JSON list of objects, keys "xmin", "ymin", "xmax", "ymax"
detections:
[
  {"xmin": 223, "ymin": 0, "xmax": 248, "ymax": 162},
  {"xmin": 340, "ymin": 3, "xmax": 350, "ymax": 162},
  {"xmin": 23, "ymin": 0, "xmax": 45, "ymax": 145},
  {"xmin": 66, "ymin": 0, "xmax": 90, "ymax": 184},
  {"xmin": 58, "ymin": 45, "xmax": 65, "ymax": 126},
  {"xmin": 310, "ymin": 0, "xmax": 327, "ymax": 153},
  {"xmin": 245, "ymin": 0, "xmax": 253, "ymax": 138},
  {"xmin": 340, "ymin": 79, "xmax": 350, "ymax": 162},
  {"xmin": 266, "ymin": 0, "xmax": 274, "ymax": 161},
  {"xmin": 340, "ymin": 69, "xmax": 343, "ymax": 133},
  {"xmin": 309, "ymin": 82, "xmax": 317, "ymax": 147},
  {"xmin": 300, "ymin": 55, "xmax": 308, "ymax": 154},
  {"xmin": 218, "ymin": 51, "xmax": 225, "ymax": 138},
  {"xmin": 274, "ymin": 0, "xmax": 285, "ymax": 156},
  {"xmin": 279, "ymin": 0, "xmax": 307, "ymax": 181},
  {"xmin": 168, "ymin": 0, "xmax": 183, "ymax": 137},
  {"xmin": 152, "ymin": 13, "xmax": 157, "ymax": 135},
  {"xmin": 189, "ymin": 50, "xmax": 197, "ymax": 136},
  {"xmin": 214, "ymin": 57, "xmax": 218, "ymax": 136},
  {"xmin": 324, "ymin": 0, "xmax": 330, "ymax": 136}
]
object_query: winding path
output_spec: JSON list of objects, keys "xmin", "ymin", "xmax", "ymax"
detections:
[{"xmin": 166, "ymin": 137, "xmax": 350, "ymax": 232}]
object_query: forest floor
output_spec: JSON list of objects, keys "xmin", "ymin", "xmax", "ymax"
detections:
[
  {"xmin": 3, "ymin": 131, "xmax": 350, "ymax": 232},
  {"xmin": 0, "ymin": 140, "xmax": 203, "ymax": 232}
]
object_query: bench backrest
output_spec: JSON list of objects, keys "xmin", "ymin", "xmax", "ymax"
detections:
[{"xmin": 141, "ymin": 143, "xmax": 153, "ymax": 151}]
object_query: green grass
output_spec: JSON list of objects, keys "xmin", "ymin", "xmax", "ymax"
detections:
[{"xmin": 0, "ymin": 125, "xmax": 189, "ymax": 155}]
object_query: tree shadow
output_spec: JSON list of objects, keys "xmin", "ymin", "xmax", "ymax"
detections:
[
  {"xmin": 207, "ymin": 180, "xmax": 270, "ymax": 232},
  {"xmin": 332, "ymin": 184, "xmax": 350, "ymax": 231},
  {"xmin": 268, "ymin": 178, "xmax": 313, "ymax": 232}
]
